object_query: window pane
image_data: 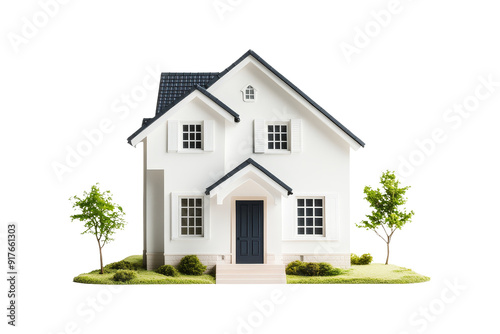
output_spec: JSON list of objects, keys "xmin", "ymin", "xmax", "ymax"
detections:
[
  {"xmin": 181, "ymin": 199, "xmax": 188, "ymax": 206},
  {"xmin": 281, "ymin": 125, "xmax": 287, "ymax": 132},
  {"xmin": 298, "ymin": 228, "xmax": 304, "ymax": 235},
  {"xmin": 196, "ymin": 125, "xmax": 201, "ymax": 132},
  {"xmin": 306, "ymin": 199, "xmax": 313, "ymax": 206},
  {"xmin": 181, "ymin": 208, "xmax": 188, "ymax": 216},
  {"xmin": 195, "ymin": 208, "xmax": 202, "ymax": 216},
  {"xmin": 268, "ymin": 125, "xmax": 273, "ymax": 132},
  {"xmin": 297, "ymin": 199, "xmax": 304, "ymax": 206},
  {"xmin": 275, "ymin": 142, "xmax": 281, "ymax": 149},
  {"xmin": 298, "ymin": 218, "xmax": 304, "ymax": 226},
  {"xmin": 181, "ymin": 218, "xmax": 187, "ymax": 227},
  {"xmin": 196, "ymin": 142, "xmax": 201, "ymax": 149},
  {"xmin": 189, "ymin": 218, "xmax": 194, "ymax": 226},
  {"xmin": 189, "ymin": 198, "xmax": 194, "ymax": 206},
  {"xmin": 196, "ymin": 218, "xmax": 202, "ymax": 227},
  {"xmin": 315, "ymin": 218, "xmax": 323, "ymax": 226},
  {"xmin": 306, "ymin": 208, "xmax": 313, "ymax": 216},
  {"xmin": 181, "ymin": 227, "xmax": 187, "ymax": 235},
  {"xmin": 183, "ymin": 125, "xmax": 188, "ymax": 131},
  {"xmin": 183, "ymin": 142, "xmax": 189, "ymax": 148},
  {"xmin": 314, "ymin": 199, "xmax": 323, "ymax": 206},
  {"xmin": 196, "ymin": 227, "xmax": 202, "ymax": 235},
  {"xmin": 183, "ymin": 133, "xmax": 188, "ymax": 140},
  {"xmin": 315, "ymin": 208, "xmax": 323, "ymax": 216},
  {"xmin": 189, "ymin": 208, "xmax": 194, "ymax": 216},
  {"xmin": 275, "ymin": 134, "xmax": 280, "ymax": 140},
  {"xmin": 195, "ymin": 198, "xmax": 202, "ymax": 207},
  {"xmin": 189, "ymin": 227, "xmax": 194, "ymax": 235},
  {"xmin": 190, "ymin": 142, "xmax": 195, "ymax": 148},
  {"xmin": 281, "ymin": 134, "xmax": 287, "ymax": 141},
  {"xmin": 268, "ymin": 142, "xmax": 273, "ymax": 149},
  {"xmin": 275, "ymin": 125, "xmax": 280, "ymax": 132},
  {"xmin": 189, "ymin": 133, "xmax": 195, "ymax": 140},
  {"xmin": 297, "ymin": 208, "xmax": 304, "ymax": 216},
  {"xmin": 282, "ymin": 142, "xmax": 287, "ymax": 149},
  {"xmin": 315, "ymin": 228, "xmax": 323, "ymax": 235},
  {"xmin": 190, "ymin": 125, "xmax": 195, "ymax": 131},
  {"xmin": 306, "ymin": 218, "xmax": 313, "ymax": 226},
  {"xmin": 306, "ymin": 228, "xmax": 313, "ymax": 235}
]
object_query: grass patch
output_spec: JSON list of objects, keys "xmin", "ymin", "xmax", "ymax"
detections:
[
  {"xmin": 287, "ymin": 264, "xmax": 430, "ymax": 284},
  {"xmin": 73, "ymin": 255, "xmax": 215, "ymax": 285}
]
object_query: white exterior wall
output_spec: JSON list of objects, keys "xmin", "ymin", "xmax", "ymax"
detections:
[{"xmin": 142, "ymin": 57, "xmax": 354, "ymax": 270}]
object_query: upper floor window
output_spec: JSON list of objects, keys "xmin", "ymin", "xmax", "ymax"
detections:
[
  {"xmin": 242, "ymin": 84, "xmax": 256, "ymax": 102},
  {"xmin": 267, "ymin": 123, "xmax": 288, "ymax": 150},
  {"xmin": 182, "ymin": 123, "xmax": 202, "ymax": 149}
]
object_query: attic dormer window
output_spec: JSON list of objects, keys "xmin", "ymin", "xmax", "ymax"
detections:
[{"xmin": 242, "ymin": 84, "xmax": 256, "ymax": 102}]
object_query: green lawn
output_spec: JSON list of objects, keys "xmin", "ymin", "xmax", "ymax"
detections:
[
  {"xmin": 73, "ymin": 255, "xmax": 215, "ymax": 284},
  {"xmin": 74, "ymin": 256, "xmax": 429, "ymax": 284},
  {"xmin": 287, "ymin": 263, "xmax": 430, "ymax": 284}
]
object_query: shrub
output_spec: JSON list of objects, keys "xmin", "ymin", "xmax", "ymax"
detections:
[
  {"xmin": 302, "ymin": 262, "xmax": 320, "ymax": 276},
  {"xmin": 112, "ymin": 270, "xmax": 137, "ymax": 282},
  {"xmin": 358, "ymin": 253, "xmax": 373, "ymax": 265},
  {"xmin": 155, "ymin": 265, "xmax": 180, "ymax": 277},
  {"xmin": 177, "ymin": 255, "xmax": 207, "ymax": 275},
  {"xmin": 318, "ymin": 262, "xmax": 342, "ymax": 276},
  {"xmin": 351, "ymin": 253, "xmax": 373, "ymax": 265},
  {"xmin": 105, "ymin": 260, "xmax": 137, "ymax": 270},
  {"xmin": 285, "ymin": 260, "xmax": 304, "ymax": 275},
  {"xmin": 287, "ymin": 261, "xmax": 343, "ymax": 276}
]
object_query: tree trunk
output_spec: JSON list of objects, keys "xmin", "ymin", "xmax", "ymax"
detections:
[
  {"xmin": 385, "ymin": 241, "xmax": 390, "ymax": 265},
  {"xmin": 97, "ymin": 240, "xmax": 104, "ymax": 274}
]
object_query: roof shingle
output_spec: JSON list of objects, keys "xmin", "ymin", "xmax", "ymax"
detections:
[{"xmin": 156, "ymin": 72, "xmax": 219, "ymax": 114}]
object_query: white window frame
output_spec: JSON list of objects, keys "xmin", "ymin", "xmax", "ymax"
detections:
[
  {"xmin": 180, "ymin": 122, "xmax": 203, "ymax": 151},
  {"xmin": 241, "ymin": 84, "xmax": 257, "ymax": 102},
  {"xmin": 282, "ymin": 193, "xmax": 339, "ymax": 241},
  {"xmin": 296, "ymin": 197, "xmax": 325, "ymax": 237},
  {"xmin": 266, "ymin": 121, "xmax": 290, "ymax": 152},
  {"xmin": 171, "ymin": 192, "xmax": 210, "ymax": 240}
]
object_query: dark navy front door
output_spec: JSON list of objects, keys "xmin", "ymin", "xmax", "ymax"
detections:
[{"xmin": 236, "ymin": 201, "xmax": 264, "ymax": 264}]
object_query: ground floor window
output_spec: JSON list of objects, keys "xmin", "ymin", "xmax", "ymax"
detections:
[
  {"xmin": 180, "ymin": 197, "xmax": 203, "ymax": 236},
  {"xmin": 297, "ymin": 197, "xmax": 324, "ymax": 236}
]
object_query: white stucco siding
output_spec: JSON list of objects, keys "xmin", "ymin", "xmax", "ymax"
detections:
[
  {"xmin": 207, "ymin": 60, "xmax": 352, "ymax": 258},
  {"xmin": 143, "ymin": 57, "xmax": 355, "ymax": 268}
]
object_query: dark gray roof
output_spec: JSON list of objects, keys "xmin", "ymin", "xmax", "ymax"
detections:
[
  {"xmin": 128, "ymin": 49, "xmax": 364, "ymax": 147},
  {"xmin": 205, "ymin": 50, "xmax": 364, "ymax": 147},
  {"xmin": 205, "ymin": 158, "xmax": 293, "ymax": 195},
  {"xmin": 127, "ymin": 85, "xmax": 239, "ymax": 144},
  {"xmin": 156, "ymin": 72, "xmax": 219, "ymax": 114}
]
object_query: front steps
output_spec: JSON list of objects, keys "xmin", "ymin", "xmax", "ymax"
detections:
[{"xmin": 216, "ymin": 264, "xmax": 286, "ymax": 284}]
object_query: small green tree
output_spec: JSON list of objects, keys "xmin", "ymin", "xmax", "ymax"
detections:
[
  {"xmin": 69, "ymin": 184, "xmax": 126, "ymax": 274},
  {"xmin": 357, "ymin": 171, "xmax": 414, "ymax": 265}
]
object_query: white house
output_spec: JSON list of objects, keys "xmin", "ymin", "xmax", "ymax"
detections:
[{"xmin": 127, "ymin": 50, "xmax": 364, "ymax": 283}]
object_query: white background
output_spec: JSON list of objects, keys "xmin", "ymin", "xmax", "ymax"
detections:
[{"xmin": 1, "ymin": 0, "xmax": 499, "ymax": 333}]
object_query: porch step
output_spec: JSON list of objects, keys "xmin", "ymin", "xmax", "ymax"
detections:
[{"xmin": 216, "ymin": 264, "xmax": 286, "ymax": 284}]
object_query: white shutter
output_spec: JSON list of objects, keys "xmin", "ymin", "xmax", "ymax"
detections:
[
  {"xmin": 167, "ymin": 120, "xmax": 179, "ymax": 152},
  {"xmin": 203, "ymin": 120, "xmax": 215, "ymax": 152},
  {"xmin": 290, "ymin": 119, "xmax": 302, "ymax": 152},
  {"xmin": 254, "ymin": 119, "xmax": 266, "ymax": 153}
]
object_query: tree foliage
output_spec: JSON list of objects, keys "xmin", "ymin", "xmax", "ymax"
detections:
[
  {"xmin": 357, "ymin": 171, "xmax": 414, "ymax": 264},
  {"xmin": 69, "ymin": 184, "xmax": 126, "ymax": 274}
]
